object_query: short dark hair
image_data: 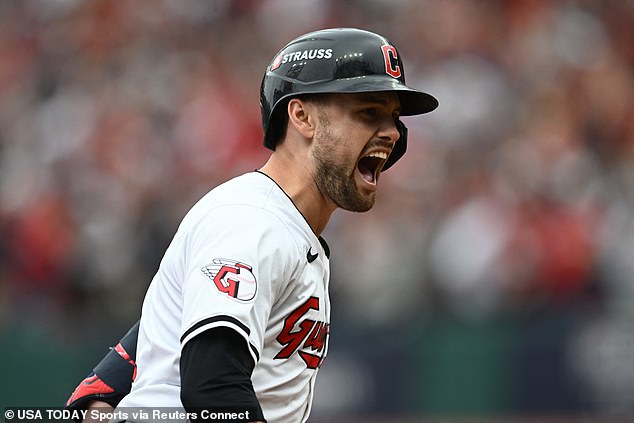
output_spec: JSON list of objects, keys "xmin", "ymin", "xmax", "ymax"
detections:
[{"xmin": 267, "ymin": 94, "xmax": 328, "ymax": 148}]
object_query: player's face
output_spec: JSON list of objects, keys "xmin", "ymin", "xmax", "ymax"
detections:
[{"xmin": 311, "ymin": 92, "xmax": 401, "ymax": 212}]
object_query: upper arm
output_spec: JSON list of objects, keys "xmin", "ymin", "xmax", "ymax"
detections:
[
  {"xmin": 180, "ymin": 327, "xmax": 265, "ymax": 421},
  {"xmin": 180, "ymin": 205, "xmax": 297, "ymax": 361}
]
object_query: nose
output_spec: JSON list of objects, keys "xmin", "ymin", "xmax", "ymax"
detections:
[{"xmin": 378, "ymin": 117, "xmax": 401, "ymax": 145}]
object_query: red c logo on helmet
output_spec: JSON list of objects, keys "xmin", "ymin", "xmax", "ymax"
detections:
[{"xmin": 381, "ymin": 45, "xmax": 401, "ymax": 78}]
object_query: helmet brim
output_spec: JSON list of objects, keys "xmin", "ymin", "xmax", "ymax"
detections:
[
  {"xmin": 395, "ymin": 87, "xmax": 439, "ymax": 116},
  {"xmin": 272, "ymin": 75, "xmax": 438, "ymax": 117},
  {"xmin": 335, "ymin": 75, "xmax": 438, "ymax": 116}
]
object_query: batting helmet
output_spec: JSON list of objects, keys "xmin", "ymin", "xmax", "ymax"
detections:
[{"xmin": 260, "ymin": 27, "xmax": 438, "ymax": 170}]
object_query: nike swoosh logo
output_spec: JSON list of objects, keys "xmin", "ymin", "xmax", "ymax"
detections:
[{"xmin": 307, "ymin": 248, "xmax": 318, "ymax": 263}]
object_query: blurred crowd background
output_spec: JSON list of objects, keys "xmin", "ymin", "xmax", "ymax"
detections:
[{"xmin": 0, "ymin": 0, "xmax": 632, "ymax": 421}]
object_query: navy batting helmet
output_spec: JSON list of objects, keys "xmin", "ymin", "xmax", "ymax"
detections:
[{"xmin": 260, "ymin": 28, "xmax": 438, "ymax": 170}]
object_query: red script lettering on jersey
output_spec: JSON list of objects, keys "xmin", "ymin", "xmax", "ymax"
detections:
[{"xmin": 274, "ymin": 296, "xmax": 329, "ymax": 369}]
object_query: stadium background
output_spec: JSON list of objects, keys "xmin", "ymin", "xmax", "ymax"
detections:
[{"xmin": 0, "ymin": 0, "xmax": 632, "ymax": 421}]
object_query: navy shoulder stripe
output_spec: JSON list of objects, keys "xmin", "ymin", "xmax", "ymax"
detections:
[{"xmin": 181, "ymin": 315, "xmax": 259, "ymax": 360}]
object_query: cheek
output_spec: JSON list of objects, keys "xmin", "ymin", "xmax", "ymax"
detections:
[
  {"xmin": 315, "ymin": 118, "xmax": 371, "ymax": 163},
  {"xmin": 315, "ymin": 123, "xmax": 345, "ymax": 154}
]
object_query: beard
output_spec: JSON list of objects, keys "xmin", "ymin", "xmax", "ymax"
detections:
[{"xmin": 312, "ymin": 118, "xmax": 376, "ymax": 212}]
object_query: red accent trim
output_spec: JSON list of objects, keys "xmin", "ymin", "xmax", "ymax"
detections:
[
  {"xmin": 270, "ymin": 54, "xmax": 283, "ymax": 71},
  {"xmin": 114, "ymin": 342, "xmax": 137, "ymax": 381},
  {"xmin": 66, "ymin": 374, "xmax": 115, "ymax": 406},
  {"xmin": 114, "ymin": 343, "xmax": 133, "ymax": 364}
]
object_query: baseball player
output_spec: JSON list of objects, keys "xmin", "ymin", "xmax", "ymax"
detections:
[{"xmin": 65, "ymin": 28, "xmax": 438, "ymax": 423}]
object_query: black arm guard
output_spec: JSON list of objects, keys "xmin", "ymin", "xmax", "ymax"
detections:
[{"xmin": 65, "ymin": 321, "xmax": 139, "ymax": 417}]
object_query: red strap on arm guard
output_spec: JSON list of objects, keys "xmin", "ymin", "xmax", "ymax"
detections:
[
  {"xmin": 66, "ymin": 373, "xmax": 116, "ymax": 407},
  {"xmin": 65, "ymin": 321, "xmax": 139, "ymax": 417}
]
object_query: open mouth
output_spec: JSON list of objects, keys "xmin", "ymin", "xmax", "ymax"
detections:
[{"xmin": 357, "ymin": 151, "xmax": 389, "ymax": 185}]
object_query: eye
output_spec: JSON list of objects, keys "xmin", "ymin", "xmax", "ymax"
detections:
[{"xmin": 360, "ymin": 108, "xmax": 379, "ymax": 119}]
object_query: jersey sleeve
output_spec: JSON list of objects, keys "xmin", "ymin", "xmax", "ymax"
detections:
[{"xmin": 179, "ymin": 204, "xmax": 296, "ymax": 364}]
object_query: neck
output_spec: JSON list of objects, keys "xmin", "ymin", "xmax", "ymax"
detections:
[{"xmin": 259, "ymin": 150, "xmax": 337, "ymax": 236}]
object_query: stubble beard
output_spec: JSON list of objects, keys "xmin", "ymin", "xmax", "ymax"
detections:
[{"xmin": 312, "ymin": 119, "xmax": 376, "ymax": 213}]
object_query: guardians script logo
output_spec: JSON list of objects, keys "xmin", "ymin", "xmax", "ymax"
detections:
[{"xmin": 274, "ymin": 296, "xmax": 329, "ymax": 369}]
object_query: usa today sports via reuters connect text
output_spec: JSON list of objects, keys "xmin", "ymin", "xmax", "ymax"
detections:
[{"xmin": 5, "ymin": 408, "xmax": 254, "ymax": 422}]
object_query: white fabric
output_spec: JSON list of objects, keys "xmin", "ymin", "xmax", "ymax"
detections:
[{"xmin": 115, "ymin": 172, "xmax": 330, "ymax": 423}]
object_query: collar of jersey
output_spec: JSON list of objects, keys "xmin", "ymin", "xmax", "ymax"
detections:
[{"xmin": 254, "ymin": 170, "xmax": 330, "ymax": 258}]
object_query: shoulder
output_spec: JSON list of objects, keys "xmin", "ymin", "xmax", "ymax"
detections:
[
  {"xmin": 176, "ymin": 173, "xmax": 303, "ymax": 253},
  {"xmin": 182, "ymin": 172, "xmax": 308, "ymax": 237}
]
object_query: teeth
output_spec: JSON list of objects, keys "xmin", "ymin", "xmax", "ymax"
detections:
[{"xmin": 366, "ymin": 152, "xmax": 388, "ymax": 160}]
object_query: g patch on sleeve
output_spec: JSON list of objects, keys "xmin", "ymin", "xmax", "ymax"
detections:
[{"xmin": 202, "ymin": 259, "xmax": 257, "ymax": 302}]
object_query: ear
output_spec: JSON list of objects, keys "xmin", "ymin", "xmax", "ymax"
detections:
[{"xmin": 287, "ymin": 98, "xmax": 316, "ymax": 139}]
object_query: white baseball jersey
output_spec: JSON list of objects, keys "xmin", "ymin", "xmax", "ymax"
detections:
[{"xmin": 115, "ymin": 171, "xmax": 331, "ymax": 423}]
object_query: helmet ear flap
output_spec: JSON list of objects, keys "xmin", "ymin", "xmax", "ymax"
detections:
[{"xmin": 383, "ymin": 119, "xmax": 407, "ymax": 170}]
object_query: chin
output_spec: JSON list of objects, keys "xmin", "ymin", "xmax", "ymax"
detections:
[{"xmin": 341, "ymin": 194, "xmax": 376, "ymax": 213}]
